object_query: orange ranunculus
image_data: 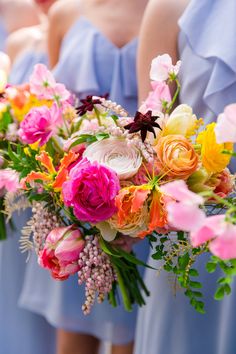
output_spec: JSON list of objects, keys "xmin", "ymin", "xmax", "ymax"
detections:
[{"xmin": 155, "ymin": 134, "xmax": 198, "ymax": 179}]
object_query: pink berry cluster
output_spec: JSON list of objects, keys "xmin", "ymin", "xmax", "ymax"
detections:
[
  {"xmin": 78, "ymin": 235, "xmax": 116, "ymax": 315},
  {"xmin": 32, "ymin": 202, "xmax": 62, "ymax": 254}
]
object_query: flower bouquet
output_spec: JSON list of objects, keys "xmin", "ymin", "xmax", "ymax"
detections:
[{"xmin": 2, "ymin": 55, "xmax": 236, "ymax": 314}]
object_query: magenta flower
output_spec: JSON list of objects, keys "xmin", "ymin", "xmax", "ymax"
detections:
[
  {"xmin": 29, "ymin": 64, "xmax": 70, "ymax": 101},
  {"xmin": 191, "ymin": 215, "xmax": 236, "ymax": 260},
  {"xmin": 18, "ymin": 103, "xmax": 62, "ymax": 146},
  {"xmin": 215, "ymin": 103, "xmax": 236, "ymax": 143},
  {"xmin": 0, "ymin": 169, "xmax": 20, "ymax": 193},
  {"xmin": 62, "ymin": 158, "xmax": 120, "ymax": 223},
  {"xmin": 38, "ymin": 225, "xmax": 85, "ymax": 280},
  {"xmin": 160, "ymin": 180, "xmax": 205, "ymax": 232}
]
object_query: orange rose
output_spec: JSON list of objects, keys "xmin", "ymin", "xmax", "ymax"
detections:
[{"xmin": 155, "ymin": 134, "xmax": 198, "ymax": 179}]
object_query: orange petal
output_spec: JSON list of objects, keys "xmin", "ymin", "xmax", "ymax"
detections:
[
  {"xmin": 52, "ymin": 169, "xmax": 68, "ymax": 192},
  {"xmin": 59, "ymin": 151, "xmax": 79, "ymax": 170},
  {"xmin": 131, "ymin": 187, "xmax": 150, "ymax": 213},
  {"xmin": 36, "ymin": 151, "xmax": 56, "ymax": 175},
  {"xmin": 25, "ymin": 171, "xmax": 51, "ymax": 184}
]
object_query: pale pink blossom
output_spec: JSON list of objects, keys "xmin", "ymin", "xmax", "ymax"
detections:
[
  {"xmin": 150, "ymin": 54, "xmax": 181, "ymax": 82},
  {"xmin": 29, "ymin": 64, "xmax": 70, "ymax": 101},
  {"xmin": 215, "ymin": 104, "xmax": 236, "ymax": 143},
  {"xmin": 160, "ymin": 180, "xmax": 205, "ymax": 232},
  {"xmin": 0, "ymin": 169, "xmax": 20, "ymax": 192},
  {"xmin": 141, "ymin": 81, "xmax": 171, "ymax": 114},
  {"xmin": 190, "ymin": 215, "xmax": 236, "ymax": 260}
]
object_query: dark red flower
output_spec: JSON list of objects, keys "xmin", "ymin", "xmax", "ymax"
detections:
[
  {"xmin": 76, "ymin": 94, "xmax": 109, "ymax": 116},
  {"xmin": 124, "ymin": 110, "xmax": 161, "ymax": 142}
]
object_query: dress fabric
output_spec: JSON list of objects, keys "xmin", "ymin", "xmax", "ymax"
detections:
[
  {"xmin": 134, "ymin": 1, "xmax": 236, "ymax": 354},
  {"xmin": 19, "ymin": 16, "xmax": 149, "ymax": 345},
  {"xmin": 0, "ymin": 18, "xmax": 7, "ymax": 51},
  {"xmin": 0, "ymin": 50, "xmax": 56, "ymax": 354}
]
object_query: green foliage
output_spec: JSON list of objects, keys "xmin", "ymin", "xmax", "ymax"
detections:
[
  {"xmin": 7, "ymin": 143, "xmax": 39, "ymax": 178},
  {"xmin": 0, "ymin": 107, "xmax": 13, "ymax": 132},
  {"xmin": 0, "ymin": 197, "xmax": 6, "ymax": 241},
  {"xmin": 69, "ymin": 133, "xmax": 109, "ymax": 150}
]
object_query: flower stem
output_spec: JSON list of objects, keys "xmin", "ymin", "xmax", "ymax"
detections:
[{"xmin": 166, "ymin": 78, "xmax": 180, "ymax": 114}]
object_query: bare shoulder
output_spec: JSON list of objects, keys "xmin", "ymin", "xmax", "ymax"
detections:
[
  {"xmin": 48, "ymin": 0, "xmax": 81, "ymax": 36},
  {"xmin": 6, "ymin": 26, "xmax": 41, "ymax": 63}
]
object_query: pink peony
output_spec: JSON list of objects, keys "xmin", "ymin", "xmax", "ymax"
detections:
[
  {"xmin": 141, "ymin": 81, "xmax": 171, "ymax": 114},
  {"xmin": 160, "ymin": 180, "xmax": 205, "ymax": 232},
  {"xmin": 18, "ymin": 103, "xmax": 62, "ymax": 146},
  {"xmin": 38, "ymin": 225, "xmax": 85, "ymax": 280},
  {"xmin": 29, "ymin": 63, "xmax": 70, "ymax": 101},
  {"xmin": 0, "ymin": 169, "xmax": 20, "ymax": 193},
  {"xmin": 190, "ymin": 215, "xmax": 236, "ymax": 260},
  {"xmin": 215, "ymin": 104, "xmax": 236, "ymax": 144},
  {"xmin": 62, "ymin": 158, "xmax": 120, "ymax": 223},
  {"xmin": 150, "ymin": 54, "xmax": 181, "ymax": 82}
]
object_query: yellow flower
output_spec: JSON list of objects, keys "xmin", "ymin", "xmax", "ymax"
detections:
[{"xmin": 196, "ymin": 122, "xmax": 232, "ymax": 173}]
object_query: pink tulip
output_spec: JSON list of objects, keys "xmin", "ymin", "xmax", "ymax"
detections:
[
  {"xmin": 215, "ymin": 104, "xmax": 236, "ymax": 143},
  {"xmin": 38, "ymin": 225, "xmax": 85, "ymax": 280}
]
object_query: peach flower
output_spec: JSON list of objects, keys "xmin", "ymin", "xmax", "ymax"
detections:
[{"xmin": 155, "ymin": 134, "xmax": 198, "ymax": 179}]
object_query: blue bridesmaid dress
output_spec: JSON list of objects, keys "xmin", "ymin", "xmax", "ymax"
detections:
[
  {"xmin": 0, "ymin": 18, "xmax": 7, "ymax": 51},
  {"xmin": 19, "ymin": 16, "xmax": 149, "ymax": 345},
  {"xmin": 0, "ymin": 49, "xmax": 56, "ymax": 354},
  {"xmin": 134, "ymin": 1, "xmax": 236, "ymax": 354}
]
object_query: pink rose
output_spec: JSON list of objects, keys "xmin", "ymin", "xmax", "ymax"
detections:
[
  {"xmin": 62, "ymin": 158, "xmax": 120, "ymax": 223},
  {"xmin": 213, "ymin": 168, "xmax": 234, "ymax": 198},
  {"xmin": 18, "ymin": 103, "xmax": 62, "ymax": 146},
  {"xmin": 38, "ymin": 225, "xmax": 85, "ymax": 280}
]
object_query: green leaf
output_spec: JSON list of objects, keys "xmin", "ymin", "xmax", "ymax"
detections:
[
  {"xmin": 224, "ymin": 284, "xmax": 231, "ymax": 296},
  {"xmin": 178, "ymin": 253, "xmax": 190, "ymax": 270},
  {"xmin": 192, "ymin": 291, "xmax": 203, "ymax": 298},
  {"xmin": 189, "ymin": 281, "xmax": 202, "ymax": 289},
  {"xmin": 206, "ymin": 262, "xmax": 217, "ymax": 273},
  {"xmin": 177, "ymin": 231, "xmax": 185, "ymax": 241},
  {"xmin": 214, "ymin": 286, "xmax": 225, "ymax": 300},
  {"xmin": 189, "ymin": 269, "xmax": 199, "ymax": 277}
]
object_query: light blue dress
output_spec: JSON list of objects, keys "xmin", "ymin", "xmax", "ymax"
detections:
[
  {"xmin": 19, "ymin": 16, "xmax": 149, "ymax": 345},
  {"xmin": 0, "ymin": 49, "xmax": 56, "ymax": 354},
  {"xmin": 0, "ymin": 17, "xmax": 7, "ymax": 51},
  {"xmin": 134, "ymin": 1, "xmax": 236, "ymax": 354}
]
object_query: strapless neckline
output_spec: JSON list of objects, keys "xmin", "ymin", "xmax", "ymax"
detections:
[{"xmin": 62, "ymin": 15, "xmax": 138, "ymax": 52}]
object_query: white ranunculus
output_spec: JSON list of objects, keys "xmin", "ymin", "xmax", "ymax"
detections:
[
  {"xmin": 83, "ymin": 137, "xmax": 142, "ymax": 180},
  {"xmin": 163, "ymin": 104, "xmax": 197, "ymax": 137}
]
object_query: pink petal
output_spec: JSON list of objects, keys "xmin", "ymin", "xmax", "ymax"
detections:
[
  {"xmin": 161, "ymin": 180, "xmax": 204, "ymax": 205},
  {"xmin": 215, "ymin": 103, "xmax": 236, "ymax": 143},
  {"xmin": 209, "ymin": 223, "xmax": 236, "ymax": 260}
]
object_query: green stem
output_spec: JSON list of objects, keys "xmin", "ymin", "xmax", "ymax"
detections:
[
  {"xmin": 166, "ymin": 78, "xmax": 180, "ymax": 114},
  {"xmin": 113, "ymin": 264, "xmax": 132, "ymax": 312},
  {"xmin": 94, "ymin": 107, "xmax": 102, "ymax": 126},
  {"xmin": 51, "ymin": 137, "xmax": 64, "ymax": 155}
]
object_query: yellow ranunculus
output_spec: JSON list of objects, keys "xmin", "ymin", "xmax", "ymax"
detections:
[{"xmin": 196, "ymin": 122, "xmax": 233, "ymax": 173}]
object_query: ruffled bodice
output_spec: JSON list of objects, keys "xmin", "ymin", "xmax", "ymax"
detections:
[
  {"xmin": 178, "ymin": 0, "xmax": 236, "ymax": 123},
  {"xmin": 9, "ymin": 50, "xmax": 47, "ymax": 85},
  {"xmin": 53, "ymin": 16, "xmax": 138, "ymax": 115}
]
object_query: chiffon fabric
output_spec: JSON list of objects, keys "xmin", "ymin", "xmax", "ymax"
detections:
[
  {"xmin": 0, "ymin": 50, "xmax": 56, "ymax": 354},
  {"xmin": 19, "ymin": 16, "xmax": 149, "ymax": 345},
  {"xmin": 134, "ymin": 1, "xmax": 236, "ymax": 354}
]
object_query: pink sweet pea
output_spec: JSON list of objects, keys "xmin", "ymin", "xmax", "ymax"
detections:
[
  {"xmin": 141, "ymin": 81, "xmax": 171, "ymax": 114},
  {"xmin": 215, "ymin": 104, "xmax": 236, "ymax": 143},
  {"xmin": 29, "ymin": 64, "xmax": 70, "ymax": 101},
  {"xmin": 18, "ymin": 103, "xmax": 62, "ymax": 146},
  {"xmin": 160, "ymin": 180, "xmax": 205, "ymax": 232},
  {"xmin": 62, "ymin": 158, "xmax": 120, "ymax": 224},
  {"xmin": 190, "ymin": 215, "xmax": 236, "ymax": 260},
  {"xmin": 150, "ymin": 54, "xmax": 181, "ymax": 82},
  {"xmin": 38, "ymin": 225, "xmax": 85, "ymax": 280},
  {"xmin": 0, "ymin": 169, "xmax": 20, "ymax": 193}
]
